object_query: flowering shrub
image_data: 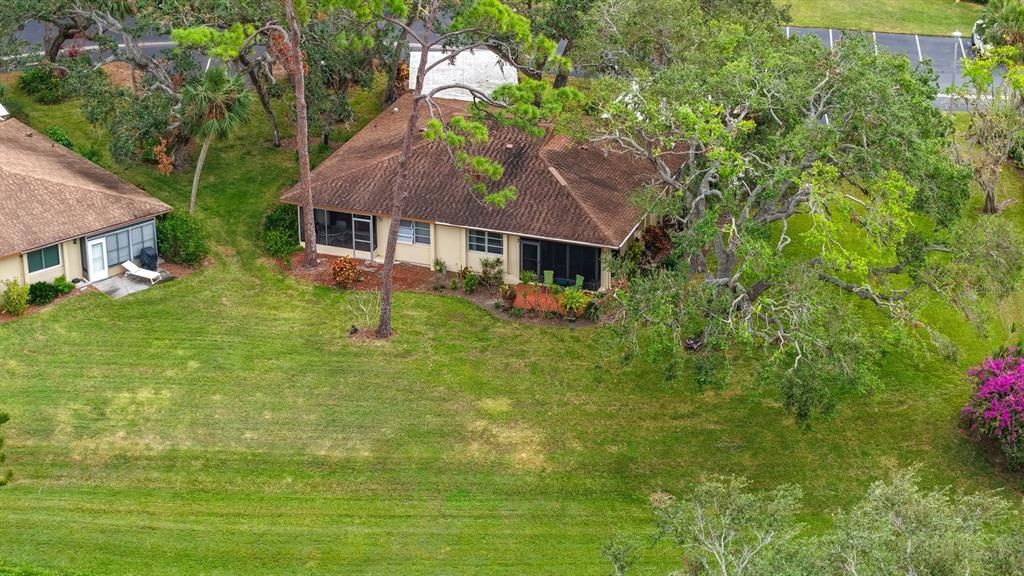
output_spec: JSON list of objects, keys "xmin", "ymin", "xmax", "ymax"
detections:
[
  {"xmin": 961, "ymin": 347, "xmax": 1024, "ymax": 468},
  {"xmin": 331, "ymin": 257, "xmax": 363, "ymax": 288}
]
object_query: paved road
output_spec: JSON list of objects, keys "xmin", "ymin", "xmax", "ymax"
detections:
[
  {"xmin": 9, "ymin": 22, "xmax": 989, "ymax": 109},
  {"xmin": 788, "ymin": 26, "xmax": 978, "ymax": 107}
]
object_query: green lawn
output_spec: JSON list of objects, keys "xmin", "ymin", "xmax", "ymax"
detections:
[
  {"xmin": 786, "ymin": 0, "xmax": 983, "ymax": 36},
  {"xmin": 1, "ymin": 81, "xmax": 1023, "ymax": 575}
]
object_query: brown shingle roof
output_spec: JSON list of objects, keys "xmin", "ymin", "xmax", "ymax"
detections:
[
  {"xmin": 0, "ymin": 117, "xmax": 171, "ymax": 258},
  {"xmin": 281, "ymin": 95, "xmax": 652, "ymax": 248}
]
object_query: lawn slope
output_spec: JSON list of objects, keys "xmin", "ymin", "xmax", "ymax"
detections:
[
  {"xmin": 786, "ymin": 0, "xmax": 982, "ymax": 36},
  {"xmin": 0, "ymin": 79, "xmax": 1022, "ymax": 575}
]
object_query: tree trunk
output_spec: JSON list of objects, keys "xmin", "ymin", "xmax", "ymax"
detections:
[
  {"xmin": 240, "ymin": 52, "xmax": 281, "ymax": 147},
  {"xmin": 376, "ymin": 37, "xmax": 432, "ymax": 339},
  {"xmin": 382, "ymin": 18, "xmax": 414, "ymax": 105},
  {"xmin": 44, "ymin": 24, "xmax": 72, "ymax": 62},
  {"xmin": 188, "ymin": 135, "xmax": 212, "ymax": 214},
  {"xmin": 984, "ymin": 190, "xmax": 998, "ymax": 214},
  {"xmin": 552, "ymin": 39, "xmax": 573, "ymax": 89},
  {"xmin": 284, "ymin": 0, "xmax": 318, "ymax": 268}
]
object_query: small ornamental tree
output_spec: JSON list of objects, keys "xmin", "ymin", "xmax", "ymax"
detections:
[{"xmin": 962, "ymin": 347, "xmax": 1024, "ymax": 469}]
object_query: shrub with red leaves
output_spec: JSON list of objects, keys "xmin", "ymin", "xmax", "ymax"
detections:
[{"xmin": 331, "ymin": 256, "xmax": 363, "ymax": 288}]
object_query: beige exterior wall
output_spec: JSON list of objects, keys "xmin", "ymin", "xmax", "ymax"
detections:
[
  {"xmin": 302, "ymin": 210, "xmax": 651, "ymax": 291},
  {"xmin": 1, "ymin": 239, "xmax": 84, "ymax": 285},
  {"xmin": 0, "ymin": 254, "xmax": 22, "ymax": 284},
  {"xmin": 433, "ymin": 224, "xmax": 466, "ymax": 271}
]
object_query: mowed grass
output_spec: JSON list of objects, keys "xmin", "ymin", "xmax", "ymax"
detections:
[
  {"xmin": 1, "ymin": 79, "xmax": 1023, "ymax": 575},
  {"xmin": 786, "ymin": 0, "xmax": 983, "ymax": 35}
]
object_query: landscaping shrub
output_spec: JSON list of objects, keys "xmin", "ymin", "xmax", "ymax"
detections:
[
  {"xmin": 28, "ymin": 282, "xmax": 61, "ymax": 306},
  {"xmin": 53, "ymin": 276, "xmax": 74, "ymax": 295},
  {"xmin": 1, "ymin": 280, "xmax": 29, "ymax": 316},
  {"xmin": 18, "ymin": 65, "xmax": 68, "ymax": 104},
  {"xmin": 962, "ymin": 347, "xmax": 1024, "ymax": 468},
  {"xmin": 156, "ymin": 212, "xmax": 209, "ymax": 266},
  {"xmin": 519, "ymin": 270, "xmax": 537, "ymax": 284},
  {"xmin": 462, "ymin": 270, "xmax": 480, "ymax": 294},
  {"xmin": 44, "ymin": 127, "xmax": 73, "ymax": 148},
  {"xmin": 77, "ymin": 142, "xmax": 103, "ymax": 164},
  {"xmin": 432, "ymin": 258, "xmax": 447, "ymax": 274},
  {"xmin": 479, "ymin": 257, "xmax": 504, "ymax": 288},
  {"xmin": 560, "ymin": 287, "xmax": 591, "ymax": 317},
  {"xmin": 331, "ymin": 256, "xmax": 363, "ymax": 288},
  {"xmin": 261, "ymin": 204, "xmax": 300, "ymax": 259}
]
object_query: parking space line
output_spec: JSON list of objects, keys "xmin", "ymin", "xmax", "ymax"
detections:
[
  {"xmin": 915, "ymin": 35, "xmax": 923, "ymax": 62},
  {"xmin": 873, "ymin": 32, "xmax": 878, "ymax": 55},
  {"xmin": 829, "ymin": 28, "xmax": 834, "ymax": 50},
  {"xmin": 204, "ymin": 57, "xmax": 212, "ymax": 71},
  {"xmin": 786, "ymin": 26, "xmax": 790, "ymax": 39}
]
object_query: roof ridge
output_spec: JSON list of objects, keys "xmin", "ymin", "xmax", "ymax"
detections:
[{"xmin": 539, "ymin": 138, "xmax": 619, "ymax": 245}]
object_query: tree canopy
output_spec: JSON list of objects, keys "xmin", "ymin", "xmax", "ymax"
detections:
[{"xmin": 578, "ymin": 0, "xmax": 1020, "ymax": 422}]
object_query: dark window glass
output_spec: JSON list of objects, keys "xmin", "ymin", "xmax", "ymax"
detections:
[
  {"xmin": 468, "ymin": 230, "xmax": 502, "ymax": 254},
  {"xmin": 27, "ymin": 244, "xmax": 61, "ymax": 273}
]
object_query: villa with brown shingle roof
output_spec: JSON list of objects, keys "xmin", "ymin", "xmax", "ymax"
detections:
[
  {"xmin": 281, "ymin": 94, "xmax": 655, "ymax": 290},
  {"xmin": 0, "ymin": 106, "xmax": 171, "ymax": 286}
]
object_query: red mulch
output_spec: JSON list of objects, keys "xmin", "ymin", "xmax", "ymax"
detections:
[
  {"xmin": 286, "ymin": 253, "xmax": 443, "ymax": 292},
  {"xmin": 512, "ymin": 284, "xmax": 565, "ymax": 314},
  {"xmin": 281, "ymin": 254, "xmax": 601, "ymax": 327}
]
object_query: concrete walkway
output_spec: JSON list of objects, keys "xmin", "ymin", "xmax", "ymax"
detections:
[{"xmin": 91, "ymin": 270, "xmax": 173, "ymax": 299}]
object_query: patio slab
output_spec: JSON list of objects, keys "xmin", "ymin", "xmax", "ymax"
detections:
[{"xmin": 91, "ymin": 270, "xmax": 174, "ymax": 299}]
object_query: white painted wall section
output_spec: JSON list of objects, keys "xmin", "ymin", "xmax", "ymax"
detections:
[{"xmin": 409, "ymin": 46, "xmax": 517, "ymax": 101}]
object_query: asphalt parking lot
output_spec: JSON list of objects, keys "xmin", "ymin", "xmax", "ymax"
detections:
[{"xmin": 789, "ymin": 26, "xmax": 973, "ymax": 94}]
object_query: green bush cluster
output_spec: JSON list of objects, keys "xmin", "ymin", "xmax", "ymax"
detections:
[
  {"xmin": 18, "ymin": 66, "xmax": 69, "ymax": 104},
  {"xmin": 1, "ymin": 280, "xmax": 29, "ymax": 316},
  {"xmin": 28, "ymin": 282, "xmax": 61, "ymax": 306},
  {"xmin": 479, "ymin": 257, "xmax": 504, "ymax": 288},
  {"xmin": 45, "ymin": 126, "xmax": 73, "ymax": 148},
  {"xmin": 261, "ymin": 204, "xmax": 300, "ymax": 259},
  {"xmin": 157, "ymin": 212, "xmax": 209, "ymax": 266}
]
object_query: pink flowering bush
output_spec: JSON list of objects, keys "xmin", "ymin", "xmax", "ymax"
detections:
[{"xmin": 961, "ymin": 347, "xmax": 1024, "ymax": 469}]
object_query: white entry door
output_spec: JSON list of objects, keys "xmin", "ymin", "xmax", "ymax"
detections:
[{"xmin": 87, "ymin": 238, "xmax": 109, "ymax": 281}]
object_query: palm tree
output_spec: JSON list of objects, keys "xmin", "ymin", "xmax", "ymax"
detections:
[{"xmin": 182, "ymin": 67, "xmax": 254, "ymax": 214}]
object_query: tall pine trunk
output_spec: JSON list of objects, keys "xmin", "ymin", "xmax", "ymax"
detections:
[
  {"xmin": 284, "ymin": 0, "xmax": 318, "ymax": 268},
  {"xmin": 376, "ymin": 40, "xmax": 432, "ymax": 338},
  {"xmin": 188, "ymin": 135, "xmax": 212, "ymax": 214}
]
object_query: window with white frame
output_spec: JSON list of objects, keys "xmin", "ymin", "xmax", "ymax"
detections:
[
  {"xmin": 26, "ymin": 244, "xmax": 61, "ymax": 273},
  {"xmin": 91, "ymin": 220, "xmax": 157, "ymax": 267},
  {"xmin": 468, "ymin": 229, "xmax": 503, "ymax": 254},
  {"xmin": 398, "ymin": 220, "xmax": 430, "ymax": 245}
]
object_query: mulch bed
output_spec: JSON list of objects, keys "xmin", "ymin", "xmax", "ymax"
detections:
[{"xmin": 283, "ymin": 253, "xmax": 594, "ymax": 327}]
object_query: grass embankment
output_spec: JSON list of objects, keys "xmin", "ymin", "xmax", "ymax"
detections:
[
  {"xmin": 0, "ymin": 75, "xmax": 1022, "ymax": 575},
  {"xmin": 786, "ymin": 0, "xmax": 982, "ymax": 36}
]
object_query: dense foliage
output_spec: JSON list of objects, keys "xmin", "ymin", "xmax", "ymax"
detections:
[
  {"xmin": 1, "ymin": 279, "xmax": 29, "ymax": 316},
  {"xmin": 611, "ymin": 469, "xmax": 1024, "ymax": 575},
  {"xmin": 261, "ymin": 204, "xmax": 300, "ymax": 259},
  {"xmin": 962, "ymin": 347, "xmax": 1024, "ymax": 469},
  {"xmin": 156, "ymin": 212, "xmax": 209, "ymax": 266},
  {"xmin": 27, "ymin": 281, "xmax": 61, "ymax": 306},
  {"xmin": 330, "ymin": 256, "xmax": 363, "ymax": 288},
  {"xmin": 578, "ymin": 0, "xmax": 1020, "ymax": 422},
  {"xmin": 17, "ymin": 64, "xmax": 68, "ymax": 104}
]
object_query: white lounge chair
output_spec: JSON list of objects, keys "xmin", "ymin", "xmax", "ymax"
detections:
[{"xmin": 122, "ymin": 261, "xmax": 162, "ymax": 285}]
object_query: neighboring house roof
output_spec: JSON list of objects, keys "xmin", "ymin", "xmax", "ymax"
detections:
[
  {"xmin": 281, "ymin": 95, "xmax": 653, "ymax": 248},
  {"xmin": 0, "ymin": 117, "xmax": 172, "ymax": 258}
]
